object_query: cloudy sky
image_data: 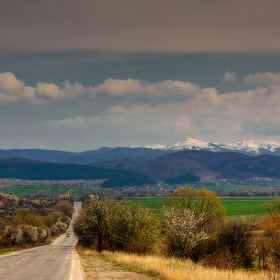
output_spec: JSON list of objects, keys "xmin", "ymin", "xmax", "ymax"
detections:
[{"xmin": 1, "ymin": 0, "xmax": 280, "ymax": 151}]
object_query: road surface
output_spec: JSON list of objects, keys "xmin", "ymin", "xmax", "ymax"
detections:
[{"xmin": 0, "ymin": 202, "xmax": 84, "ymax": 280}]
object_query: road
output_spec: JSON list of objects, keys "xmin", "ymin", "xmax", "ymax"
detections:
[{"xmin": 0, "ymin": 202, "xmax": 84, "ymax": 280}]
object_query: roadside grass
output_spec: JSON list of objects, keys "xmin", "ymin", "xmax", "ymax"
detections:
[
  {"xmin": 0, "ymin": 185, "xmax": 113, "ymax": 196},
  {"xmin": 124, "ymin": 197, "xmax": 276, "ymax": 216},
  {"xmin": 0, "ymin": 247, "xmax": 20, "ymax": 256},
  {"xmin": 77, "ymin": 248, "xmax": 268, "ymax": 280},
  {"xmin": 0, "ymin": 245, "xmax": 43, "ymax": 256}
]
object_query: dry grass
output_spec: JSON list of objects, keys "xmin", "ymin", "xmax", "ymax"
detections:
[{"xmin": 98, "ymin": 250, "xmax": 270, "ymax": 280}]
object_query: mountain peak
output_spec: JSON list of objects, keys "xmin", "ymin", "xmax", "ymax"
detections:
[{"xmin": 139, "ymin": 138, "xmax": 280, "ymax": 155}]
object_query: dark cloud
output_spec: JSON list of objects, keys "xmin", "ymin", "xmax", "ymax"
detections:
[
  {"xmin": 1, "ymin": 0, "xmax": 280, "ymax": 52},
  {"xmin": 240, "ymin": 121, "xmax": 280, "ymax": 136}
]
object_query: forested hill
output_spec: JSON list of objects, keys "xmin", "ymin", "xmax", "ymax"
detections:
[
  {"xmin": 0, "ymin": 158, "xmax": 154, "ymax": 187},
  {"xmin": 91, "ymin": 150, "xmax": 280, "ymax": 181}
]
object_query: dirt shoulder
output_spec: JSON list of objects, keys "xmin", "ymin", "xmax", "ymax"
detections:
[{"xmin": 77, "ymin": 248, "xmax": 159, "ymax": 280}]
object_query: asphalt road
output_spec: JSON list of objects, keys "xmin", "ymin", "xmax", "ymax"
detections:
[{"xmin": 0, "ymin": 202, "xmax": 84, "ymax": 280}]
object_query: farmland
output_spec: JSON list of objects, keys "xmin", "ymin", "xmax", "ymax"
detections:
[
  {"xmin": 0, "ymin": 185, "xmax": 113, "ymax": 196},
  {"xmin": 0, "ymin": 184, "xmax": 278, "ymax": 216},
  {"xmin": 124, "ymin": 196, "xmax": 276, "ymax": 216}
]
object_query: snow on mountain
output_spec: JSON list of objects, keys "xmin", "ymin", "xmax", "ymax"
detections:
[
  {"xmin": 164, "ymin": 138, "xmax": 222, "ymax": 152},
  {"xmin": 138, "ymin": 138, "xmax": 280, "ymax": 155},
  {"xmin": 221, "ymin": 140, "xmax": 280, "ymax": 154},
  {"xmin": 144, "ymin": 144, "xmax": 168, "ymax": 149}
]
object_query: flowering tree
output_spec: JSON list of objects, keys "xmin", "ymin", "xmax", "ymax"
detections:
[{"xmin": 161, "ymin": 206, "xmax": 208, "ymax": 257}]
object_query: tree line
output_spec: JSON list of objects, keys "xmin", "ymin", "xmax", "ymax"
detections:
[{"xmin": 0, "ymin": 197, "xmax": 74, "ymax": 248}]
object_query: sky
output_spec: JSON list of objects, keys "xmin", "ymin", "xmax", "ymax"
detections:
[{"xmin": 1, "ymin": 0, "xmax": 280, "ymax": 151}]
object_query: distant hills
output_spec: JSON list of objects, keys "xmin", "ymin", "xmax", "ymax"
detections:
[
  {"xmin": 0, "ymin": 158, "xmax": 155, "ymax": 187},
  {"xmin": 92, "ymin": 150, "xmax": 280, "ymax": 181},
  {"xmin": 2, "ymin": 138, "xmax": 280, "ymax": 184},
  {"xmin": 0, "ymin": 147, "xmax": 168, "ymax": 165},
  {"xmin": 2, "ymin": 138, "xmax": 280, "ymax": 167}
]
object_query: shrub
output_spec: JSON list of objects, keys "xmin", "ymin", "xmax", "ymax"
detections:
[
  {"xmin": 214, "ymin": 218, "xmax": 255, "ymax": 269},
  {"xmin": 73, "ymin": 196, "xmax": 159, "ymax": 254},
  {"xmin": 52, "ymin": 200, "xmax": 74, "ymax": 218},
  {"xmin": 73, "ymin": 196, "xmax": 115, "ymax": 251},
  {"xmin": 107, "ymin": 203, "xmax": 159, "ymax": 254}
]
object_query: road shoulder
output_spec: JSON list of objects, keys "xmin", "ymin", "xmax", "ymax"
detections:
[{"xmin": 77, "ymin": 248, "xmax": 159, "ymax": 280}]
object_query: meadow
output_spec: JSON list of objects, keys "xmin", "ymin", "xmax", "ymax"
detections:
[
  {"xmin": 124, "ymin": 196, "xmax": 276, "ymax": 216},
  {"xmin": 0, "ymin": 185, "xmax": 113, "ymax": 196}
]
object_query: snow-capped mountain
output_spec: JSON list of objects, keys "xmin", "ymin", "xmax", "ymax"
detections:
[
  {"xmin": 137, "ymin": 138, "xmax": 280, "ymax": 155},
  {"xmin": 221, "ymin": 140, "xmax": 280, "ymax": 155},
  {"xmin": 163, "ymin": 138, "xmax": 223, "ymax": 152}
]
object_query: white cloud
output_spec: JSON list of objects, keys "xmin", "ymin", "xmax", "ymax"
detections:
[
  {"xmin": 3, "ymin": 70, "xmax": 280, "ymax": 139},
  {"xmin": 0, "ymin": 73, "xmax": 202, "ymax": 105},
  {"xmin": 48, "ymin": 77, "xmax": 280, "ymax": 138},
  {"xmin": 0, "ymin": 72, "xmax": 24, "ymax": 93},
  {"xmin": 89, "ymin": 78, "xmax": 201, "ymax": 101},
  {"xmin": 0, "ymin": 72, "xmax": 87, "ymax": 105},
  {"xmin": 89, "ymin": 78, "xmax": 143, "ymax": 99},
  {"xmin": 244, "ymin": 72, "xmax": 280, "ymax": 86},
  {"xmin": 222, "ymin": 71, "xmax": 237, "ymax": 83}
]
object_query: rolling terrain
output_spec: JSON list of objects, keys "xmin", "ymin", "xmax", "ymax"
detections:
[
  {"xmin": 1, "ymin": 138, "xmax": 280, "ymax": 167},
  {"xmin": 0, "ymin": 158, "xmax": 154, "ymax": 187},
  {"xmin": 92, "ymin": 150, "xmax": 280, "ymax": 181},
  {"xmin": 0, "ymin": 147, "xmax": 169, "ymax": 164}
]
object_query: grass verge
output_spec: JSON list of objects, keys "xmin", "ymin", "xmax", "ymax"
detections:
[
  {"xmin": 77, "ymin": 248, "xmax": 269, "ymax": 280},
  {"xmin": 0, "ymin": 245, "xmax": 37, "ymax": 256}
]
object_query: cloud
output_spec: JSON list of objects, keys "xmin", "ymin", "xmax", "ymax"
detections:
[
  {"xmin": 0, "ymin": 72, "xmax": 87, "ymax": 105},
  {"xmin": 48, "ymin": 74, "xmax": 280, "ymax": 139},
  {"xmin": 89, "ymin": 78, "xmax": 201, "ymax": 101},
  {"xmin": 4, "ymin": 70, "xmax": 280, "ymax": 139},
  {"xmin": 244, "ymin": 72, "xmax": 280, "ymax": 86},
  {"xmin": 222, "ymin": 71, "xmax": 237, "ymax": 83},
  {"xmin": 0, "ymin": 73, "xmax": 202, "ymax": 105}
]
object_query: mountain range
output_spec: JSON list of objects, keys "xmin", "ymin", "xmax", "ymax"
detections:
[
  {"xmin": 137, "ymin": 138, "xmax": 280, "ymax": 156},
  {"xmin": 1, "ymin": 138, "xmax": 280, "ymax": 183},
  {"xmin": 1, "ymin": 138, "xmax": 280, "ymax": 165}
]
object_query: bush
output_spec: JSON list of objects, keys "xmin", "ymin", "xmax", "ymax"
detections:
[
  {"xmin": 73, "ymin": 196, "xmax": 115, "ymax": 251},
  {"xmin": 52, "ymin": 200, "xmax": 74, "ymax": 218},
  {"xmin": 107, "ymin": 203, "xmax": 159, "ymax": 254},
  {"xmin": 217, "ymin": 218, "xmax": 254, "ymax": 269},
  {"xmin": 73, "ymin": 196, "xmax": 159, "ymax": 254}
]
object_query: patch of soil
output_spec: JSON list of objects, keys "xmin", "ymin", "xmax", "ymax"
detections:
[{"xmin": 80, "ymin": 252, "xmax": 159, "ymax": 280}]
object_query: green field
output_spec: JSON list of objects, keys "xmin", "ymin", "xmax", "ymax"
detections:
[
  {"xmin": 124, "ymin": 197, "xmax": 277, "ymax": 216},
  {"xmin": 0, "ymin": 185, "xmax": 112, "ymax": 196}
]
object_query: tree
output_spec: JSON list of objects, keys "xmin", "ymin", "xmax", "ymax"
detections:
[
  {"xmin": 73, "ymin": 196, "xmax": 115, "ymax": 251},
  {"xmin": 161, "ymin": 187, "xmax": 224, "ymax": 258},
  {"xmin": 52, "ymin": 200, "xmax": 74, "ymax": 218},
  {"xmin": 161, "ymin": 206, "xmax": 208, "ymax": 258},
  {"xmin": 261, "ymin": 198, "xmax": 280, "ymax": 269},
  {"xmin": 107, "ymin": 203, "xmax": 159, "ymax": 254},
  {"xmin": 165, "ymin": 187, "xmax": 225, "ymax": 227}
]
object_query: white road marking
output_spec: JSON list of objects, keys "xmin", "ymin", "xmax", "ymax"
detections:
[{"xmin": 69, "ymin": 259, "xmax": 75, "ymax": 280}]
